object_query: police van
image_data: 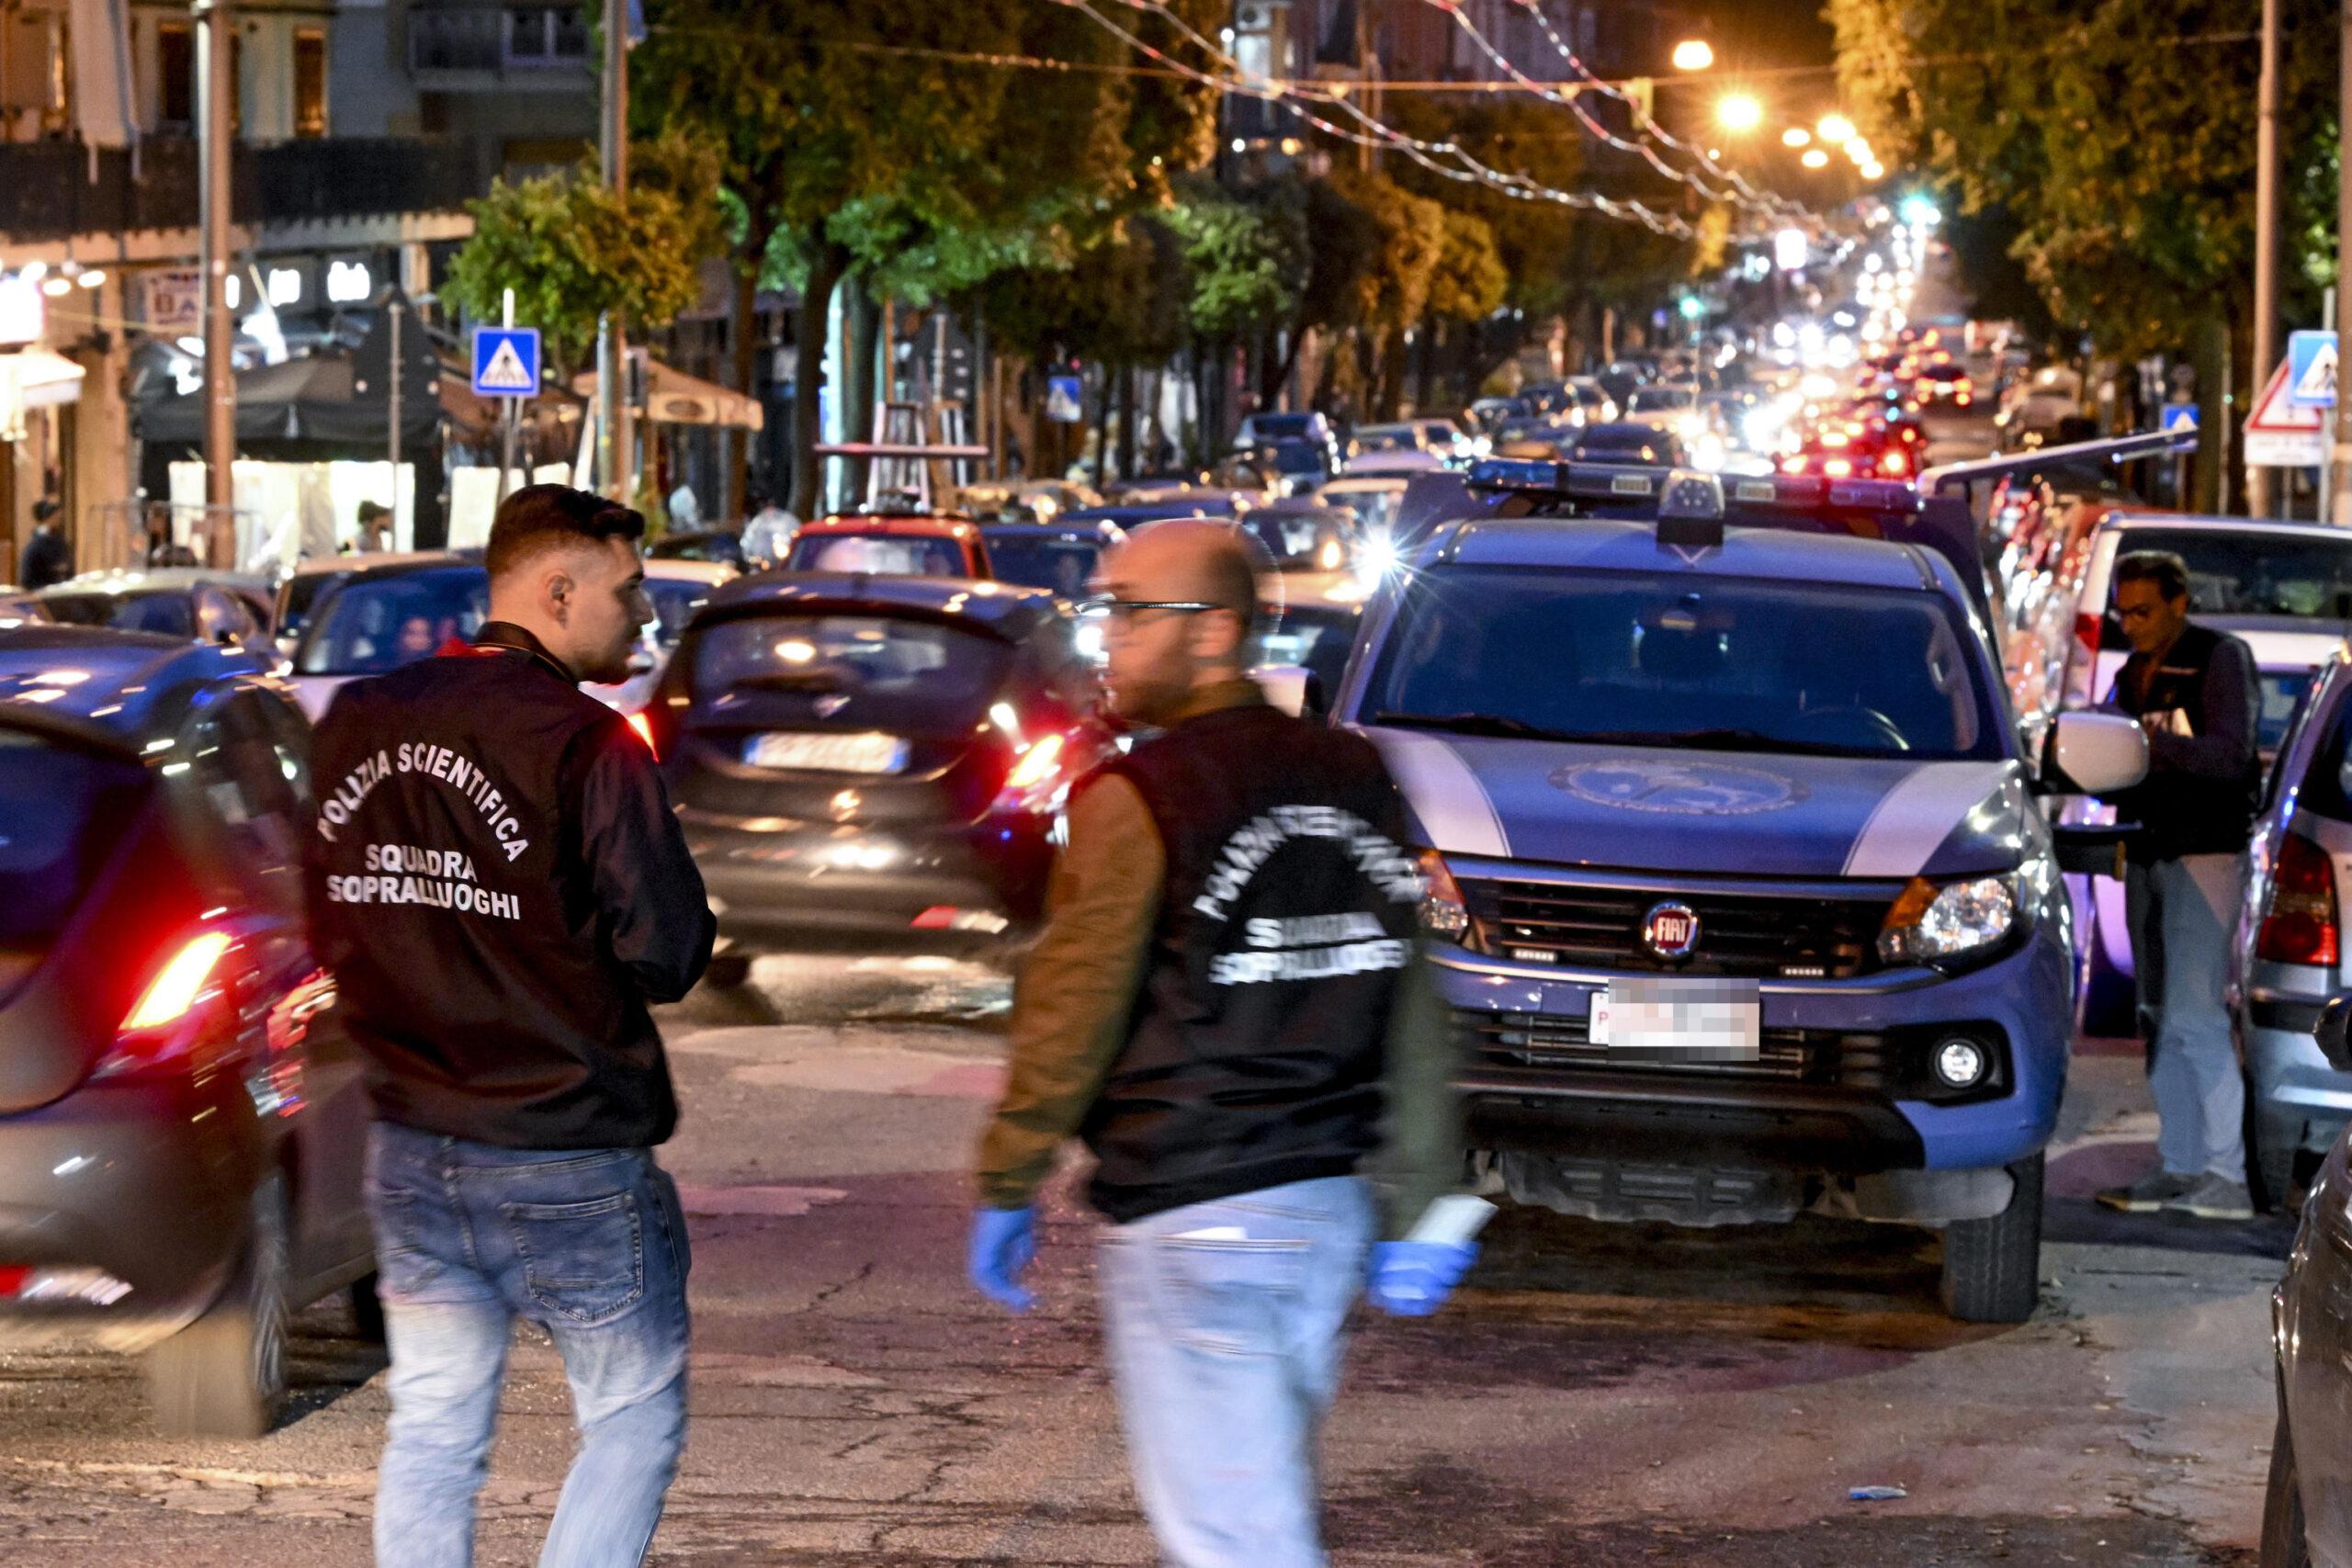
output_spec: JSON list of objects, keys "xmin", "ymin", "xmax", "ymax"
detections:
[{"xmin": 1338, "ymin": 461, "xmax": 2149, "ymax": 1321}]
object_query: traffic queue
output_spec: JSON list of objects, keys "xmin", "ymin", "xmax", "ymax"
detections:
[{"xmin": 6, "ymin": 341, "xmax": 2352, "ymax": 1567}]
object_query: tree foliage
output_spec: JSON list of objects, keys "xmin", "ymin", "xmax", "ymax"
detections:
[{"xmin": 445, "ymin": 130, "xmax": 724, "ymax": 377}]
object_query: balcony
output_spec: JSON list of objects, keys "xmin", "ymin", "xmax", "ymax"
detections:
[
  {"xmin": 0, "ymin": 137, "xmax": 484, "ymax": 247},
  {"xmin": 409, "ymin": 4, "xmax": 592, "ymax": 85}
]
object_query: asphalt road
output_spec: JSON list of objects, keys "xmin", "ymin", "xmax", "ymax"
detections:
[{"xmin": 0, "ymin": 952, "xmax": 2288, "ymax": 1567}]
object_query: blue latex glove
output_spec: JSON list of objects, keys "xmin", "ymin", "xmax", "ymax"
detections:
[
  {"xmin": 1365, "ymin": 1239, "xmax": 1480, "ymax": 1317},
  {"xmin": 967, "ymin": 1205, "xmax": 1037, "ymax": 1313}
]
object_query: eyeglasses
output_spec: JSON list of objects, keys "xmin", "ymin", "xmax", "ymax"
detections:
[{"xmin": 1076, "ymin": 596, "xmax": 1223, "ymax": 626}]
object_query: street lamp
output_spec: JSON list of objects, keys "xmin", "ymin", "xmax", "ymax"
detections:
[
  {"xmin": 1817, "ymin": 113, "xmax": 1858, "ymax": 146},
  {"xmin": 1671, "ymin": 38, "xmax": 1714, "ymax": 72},
  {"xmin": 1716, "ymin": 93, "xmax": 1764, "ymax": 133},
  {"xmin": 1781, "ymin": 127, "xmax": 1812, "ymax": 148}
]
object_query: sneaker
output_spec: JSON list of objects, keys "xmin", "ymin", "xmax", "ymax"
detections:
[
  {"xmin": 2161, "ymin": 1176, "xmax": 2256, "ymax": 1221},
  {"xmin": 2095, "ymin": 1170, "xmax": 2199, "ymax": 1213}
]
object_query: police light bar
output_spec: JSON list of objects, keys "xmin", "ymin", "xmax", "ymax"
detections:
[
  {"xmin": 1657, "ymin": 471, "xmax": 1726, "ymax": 548},
  {"xmin": 1468, "ymin": 459, "xmax": 1921, "ymax": 518}
]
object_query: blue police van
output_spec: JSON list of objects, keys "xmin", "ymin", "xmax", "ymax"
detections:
[{"xmin": 1338, "ymin": 462, "xmax": 2150, "ymax": 1321}]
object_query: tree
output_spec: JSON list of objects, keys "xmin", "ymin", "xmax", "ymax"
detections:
[
  {"xmin": 445, "ymin": 130, "xmax": 724, "ymax": 379},
  {"xmin": 1416, "ymin": 208, "xmax": 1508, "ymax": 411}
]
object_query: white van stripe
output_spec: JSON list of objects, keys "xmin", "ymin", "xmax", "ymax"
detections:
[
  {"xmin": 1841, "ymin": 762, "xmax": 2008, "ymax": 878},
  {"xmin": 1363, "ymin": 728, "xmax": 1511, "ymax": 858}
]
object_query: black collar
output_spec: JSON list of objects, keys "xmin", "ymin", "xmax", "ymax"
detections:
[{"xmin": 472, "ymin": 621, "xmax": 578, "ymax": 684}]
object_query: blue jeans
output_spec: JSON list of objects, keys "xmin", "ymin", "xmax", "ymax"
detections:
[
  {"xmin": 365, "ymin": 1122, "xmax": 691, "ymax": 1568},
  {"xmin": 1096, "ymin": 1175, "xmax": 1376, "ymax": 1568},
  {"xmin": 2126, "ymin": 854, "xmax": 2248, "ymax": 1182}
]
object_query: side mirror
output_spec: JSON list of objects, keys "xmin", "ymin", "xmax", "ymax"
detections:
[
  {"xmin": 2317, "ymin": 993, "xmax": 2352, "ymax": 1073},
  {"xmin": 2044, "ymin": 710, "xmax": 2149, "ymax": 795},
  {"xmin": 1250, "ymin": 662, "xmax": 1324, "ymax": 719}
]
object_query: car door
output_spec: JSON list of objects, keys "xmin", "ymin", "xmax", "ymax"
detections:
[{"xmin": 182, "ymin": 688, "xmax": 374, "ymax": 1285}]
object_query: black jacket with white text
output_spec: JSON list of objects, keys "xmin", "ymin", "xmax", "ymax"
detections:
[{"xmin": 303, "ymin": 622, "xmax": 715, "ymax": 1148}]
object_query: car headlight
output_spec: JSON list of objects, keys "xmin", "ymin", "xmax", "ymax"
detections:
[
  {"xmin": 1878, "ymin": 874, "xmax": 2019, "ymax": 966},
  {"xmin": 1419, "ymin": 850, "xmax": 1470, "ymax": 942}
]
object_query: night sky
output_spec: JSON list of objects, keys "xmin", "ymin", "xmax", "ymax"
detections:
[{"xmin": 1690, "ymin": 0, "xmax": 1838, "ymax": 74}]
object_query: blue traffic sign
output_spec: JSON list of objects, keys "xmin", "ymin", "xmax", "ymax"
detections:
[
  {"xmin": 470, "ymin": 327, "xmax": 541, "ymax": 398},
  {"xmin": 2289, "ymin": 330, "xmax": 2336, "ymax": 408},
  {"xmin": 2160, "ymin": 403, "xmax": 2199, "ymax": 433}
]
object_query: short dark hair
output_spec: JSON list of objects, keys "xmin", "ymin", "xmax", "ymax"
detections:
[
  {"xmin": 2113, "ymin": 549, "xmax": 2190, "ymax": 603},
  {"xmin": 485, "ymin": 484, "xmax": 644, "ymax": 580},
  {"xmin": 356, "ymin": 500, "xmax": 390, "ymax": 524}
]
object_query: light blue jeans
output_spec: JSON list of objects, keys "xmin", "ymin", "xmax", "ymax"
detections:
[
  {"xmin": 2126, "ymin": 853, "xmax": 2249, "ymax": 1182},
  {"xmin": 365, "ymin": 1122, "xmax": 692, "ymax": 1568},
  {"xmin": 1096, "ymin": 1175, "xmax": 1376, "ymax": 1568}
]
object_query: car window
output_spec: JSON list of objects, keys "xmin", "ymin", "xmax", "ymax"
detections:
[
  {"xmin": 1261, "ymin": 604, "xmax": 1360, "ymax": 700},
  {"xmin": 44, "ymin": 590, "xmax": 198, "ymax": 638},
  {"xmin": 984, "ymin": 534, "xmax": 1105, "ymax": 597},
  {"xmin": 175, "ymin": 691, "xmax": 307, "ymax": 918},
  {"xmin": 785, "ymin": 534, "xmax": 967, "ymax": 577},
  {"xmin": 644, "ymin": 579, "xmax": 714, "ymax": 649},
  {"xmin": 2110, "ymin": 530, "xmax": 2352, "ymax": 621},
  {"xmin": 691, "ymin": 614, "xmax": 1014, "ymax": 735},
  {"xmin": 1239, "ymin": 513, "xmax": 1353, "ymax": 571},
  {"xmin": 0, "ymin": 728, "xmax": 148, "ymax": 953},
  {"xmin": 1363, "ymin": 565, "xmax": 1999, "ymax": 760},
  {"xmin": 1326, "ymin": 488, "xmax": 1403, "ymax": 536},
  {"xmin": 296, "ymin": 566, "xmax": 490, "ymax": 675},
  {"xmin": 277, "ymin": 571, "xmax": 339, "ymax": 640}
]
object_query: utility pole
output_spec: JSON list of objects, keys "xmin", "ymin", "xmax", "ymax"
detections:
[
  {"xmin": 1355, "ymin": 1, "xmax": 1377, "ymax": 175},
  {"xmin": 2335, "ymin": 0, "xmax": 2352, "ymax": 523},
  {"xmin": 595, "ymin": 0, "xmax": 630, "ymax": 502},
  {"xmin": 196, "ymin": 0, "xmax": 235, "ymax": 557},
  {"xmin": 2251, "ymin": 0, "xmax": 2282, "ymax": 517},
  {"xmin": 387, "ymin": 294, "xmax": 403, "ymax": 533}
]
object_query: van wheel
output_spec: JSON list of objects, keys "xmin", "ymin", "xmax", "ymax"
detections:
[
  {"xmin": 701, "ymin": 954, "xmax": 752, "ymax": 990},
  {"xmin": 148, "ymin": 1174, "xmax": 290, "ymax": 1438},
  {"xmin": 1940, "ymin": 1152, "xmax": 2043, "ymax": 1323},
  {"xmin": 2263, "ymin": 1403, "xmax": 2312, "ymax": 1568}
]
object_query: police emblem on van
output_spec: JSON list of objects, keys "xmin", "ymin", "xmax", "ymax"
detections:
[{"xmin": 1642, "ymin": 900, "xmax": 1701, "ymax": 961}]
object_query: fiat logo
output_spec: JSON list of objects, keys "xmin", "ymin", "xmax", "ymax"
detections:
[{"xmin": 1642, "ymin": 901, "xmax": 1701, "ymax": 961}]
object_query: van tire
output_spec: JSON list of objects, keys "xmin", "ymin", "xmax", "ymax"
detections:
[
  {"xmin": 148, "ymin": 1175, "xmax": 291, "ymax": 1438},
  {"xmin": 1939, "ymin": 1152, "xmax": 2042, "ymax": 1323},
  {"xmin": 2263, "ymin": 1402, "xmax": 2312, "ymax": 1568}
]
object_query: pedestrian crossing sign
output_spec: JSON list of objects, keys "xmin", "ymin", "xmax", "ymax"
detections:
[
  {"xmin": 2288, "ymin": 330, "xmax": 2336, "ymax": 408},
  {"xmin": 470, "ymin": 327, "xmax": 541, "ymax": 398}
]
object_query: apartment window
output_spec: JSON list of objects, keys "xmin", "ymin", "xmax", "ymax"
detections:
[
  {"xmin": 507, "ymin": 6, "xmax": 588, "ymax": 67},
  {"xmin": 157, "ymin": 22, "xmax": 193, "ymax": 128},
  {"xmin": 293, "ymin": 28, "xmax": 325, "ymax": 137},
  {"xmin": 3, "ymin": 6, "xmax": 66, "ymax": 124}
]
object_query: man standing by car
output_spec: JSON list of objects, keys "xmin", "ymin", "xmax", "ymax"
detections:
[
  {"xmin": 305, "ymin": 484, "xmax": 714, "ymax": 1568},
  {"xmin": 2094, "ymin": 549, "xmax": 2260, "ymax": 1221},
  {"xmin": 967, "ymin": 520, "xmax": 1474, "ymax": 1568}
]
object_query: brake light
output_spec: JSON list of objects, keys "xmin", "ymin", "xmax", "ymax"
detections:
[
  {"xmin": 625, "ymin": 711, "xmax": 660, "ymax": 760},
  {"xmin": 1781, "ymin": 456, "xmax": 1807, "ymax": 474},
  {"xmin": 1824, "ymin": 457, "xmax": 1854, "ymax": 478},
  {"xmin": 992, "ymin": 730, "xmax": 1074, "ymax": 815},
  {"xmin": 123, "ymin": 931, "xmax": 232, "ymax": 1032},
  {"xmin": 1879, "ymin": 450, "xmax": 1910, "ymax": 477},
  {"xmin": 2259, "ymin": 833, "xmax": 2340, "ymax": 965}
]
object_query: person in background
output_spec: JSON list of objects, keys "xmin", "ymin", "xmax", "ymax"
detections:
[
  {"xmin": 666, "ymin": 479, "xmax": 701, "ymax": 532},
  {"xmin": 353, "ymin": 500, "xmax": 395, "ymax": 554},
  {"xmin": 741, "ymin": 491, "xmax": 798, "ymax": 569},
  {"xmin": 2093, "ymin": 549, "xmax": 2261, "ymax": 1221},
  {"xmin": 17, "ymin": 498, "xmax": 71, "ymax": 588},
  {"xmin": 306, "ymin": 484, "xmax": 715, "ymax": 1568},
  {"xmin": 967, "ymin": 520, "xmax": 1473, "ymax": 1568}
]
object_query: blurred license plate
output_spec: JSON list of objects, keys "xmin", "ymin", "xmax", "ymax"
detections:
[
  {"xmin": 1588, "ymin": 978, "xmax": 1759, "ymax": 1059},
  {"xmin": 744, "ymin": 731, "xmax": 908, "ymax": 774}
]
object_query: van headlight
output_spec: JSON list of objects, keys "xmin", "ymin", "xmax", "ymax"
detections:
[{"xmin": 1878, "ymin": 874, "xmax": 2019, "ymax": 966}]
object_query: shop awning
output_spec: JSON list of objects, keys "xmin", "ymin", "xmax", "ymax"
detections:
[
  {"xmin": 8, "ymin": 349, "xmax": 85, "ymax": 410},
  {"xmin": 573, "ymin": 360, "xmax": 763, "ymax": 431}
]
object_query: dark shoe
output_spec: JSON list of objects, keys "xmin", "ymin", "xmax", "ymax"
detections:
[
  {"xmin": 2162, "ymin": 1176, "xmax": 2255, "ymax": 1221},
  {"xmin": 2095, "ymin": 1170, "xmax": 2198, "ymax": 1213}
]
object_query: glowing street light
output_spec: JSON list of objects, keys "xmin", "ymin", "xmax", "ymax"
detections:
[
  {"xmin": 1781, "ymin": 127, "xmax": 1812, "ymax": 149},
  {"xmin": 1716, "ymin": 93, "xmax": 1764, "ymax": 133},
  {"xmin": 1816, "ymin": 113, "xmax": 1858, "ymax": 145},
  {"xmin": 1800, "ymin": 148, "xmax": 1831, "ymax": 170},
  {"xmin": 1671, "ymin": 38, "xmax": 1715, "ymax": 72},
  {"xmin": 1861, "ymin": 160, "xmax": 1886, "ymax": 181}
]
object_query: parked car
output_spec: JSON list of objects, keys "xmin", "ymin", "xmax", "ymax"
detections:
[
  {"xmin": 273, "ymin": 550, "xmax": 468, "ymax": 656},
  {"xmin": 2265, "ymin": 995, "xmax": 2352, "ymax": 1563},
  {"xmin": 649, "ymin": 527, "xmax": 754, "ymax": 571},
  {"xmin": 37, "ymin": 569, "xmax": 277, "ymax": 656},
  {"xmin": 1259, "ymin": 568, "xmax": 1369, "ymax": 713},
  {"xmin": 956, "ymin": 479, "xmax": 1103, "ymax": 524},
  {"xmin": 1566, "ymin": 422, "xmax": 1689, "ymax": 468},
  {"xmin": 582, "ymin": 557, "xmax": 739, "ymax": 716},
  {"xmin": 287, "ymin": 557, "xmax": 491, "ymax": 720},
  {"xmin": 0, "ymin": 623, "xmax": 377, "ymax": 1434},
  {"xmin": 1315, "ymin": 475, "xmax": 1414, "ymax": 548},
  {"xmin": 1339, "ymin": 462, "xmax": 2147, "ymax": 1321},
  {"xmin": 647, "ymin": 576, "xmax": 1116, "ymax": 980},
  {"xmin": 1234, "ymin": 410, "xmax": 1336, "ymax": 452},
  {"xmin": 782, "ymin": 514, "xmax": 992, "ymax": 578}
]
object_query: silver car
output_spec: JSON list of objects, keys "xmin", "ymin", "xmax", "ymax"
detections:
[
  {"xmin": 2267, "ymin": 996, "xmax": 2352, "ymax": 1564},
  {"xmin": 2234, "ymin": 648, "xmax": 2352, "ymax": 1209}
]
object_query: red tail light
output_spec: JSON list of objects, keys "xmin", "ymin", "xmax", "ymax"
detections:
[
  {"xmin": 991, "ymin": 730, "xmax": 1073, "ymax": 815},
  {"xmin": 99, "ymin": 931, "xmax": 237, "ymax": 1078},
  {"xmin": 1879, "ymin": 449, "xmax": 1910, "ymax": 477},
  {"xmin": 2259, "ymin": 834, "xmax": 2341, "ymax": 965}
]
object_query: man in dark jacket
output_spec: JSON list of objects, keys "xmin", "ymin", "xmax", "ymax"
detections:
[
  {"xmin": 17, "ymin": 498, "xmax": 70, "ymax": 588},
  {"xmin": 306, "ymin": 484, "xmax": 714, "ymax": 1568},
  {"xmin": 2094, "ymin": 549, "xmax": 2260, "ymax": 1220},
  {"xmin": 967, "ymin": 520, "xmax": 1469, "ymax": 1568}
]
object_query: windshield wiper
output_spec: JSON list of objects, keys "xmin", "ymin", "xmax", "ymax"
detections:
[
  {"xmin": 1368, "ymin": 711, "xmax": 1582, "ymax": 742},
  {"xmin": 1577, "ymin": 727, "xmax": 1897, "ymax": 758}
]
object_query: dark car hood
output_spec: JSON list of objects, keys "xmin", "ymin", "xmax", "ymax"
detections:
[{"xmin": 1360, "ymin": 728, "xmax": 2031, "ymax": 880}]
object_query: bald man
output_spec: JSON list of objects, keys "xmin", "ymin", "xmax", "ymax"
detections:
[{"xmin": 968, "ymin": 521, "xmax": 1469, "ymax": 1568}]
